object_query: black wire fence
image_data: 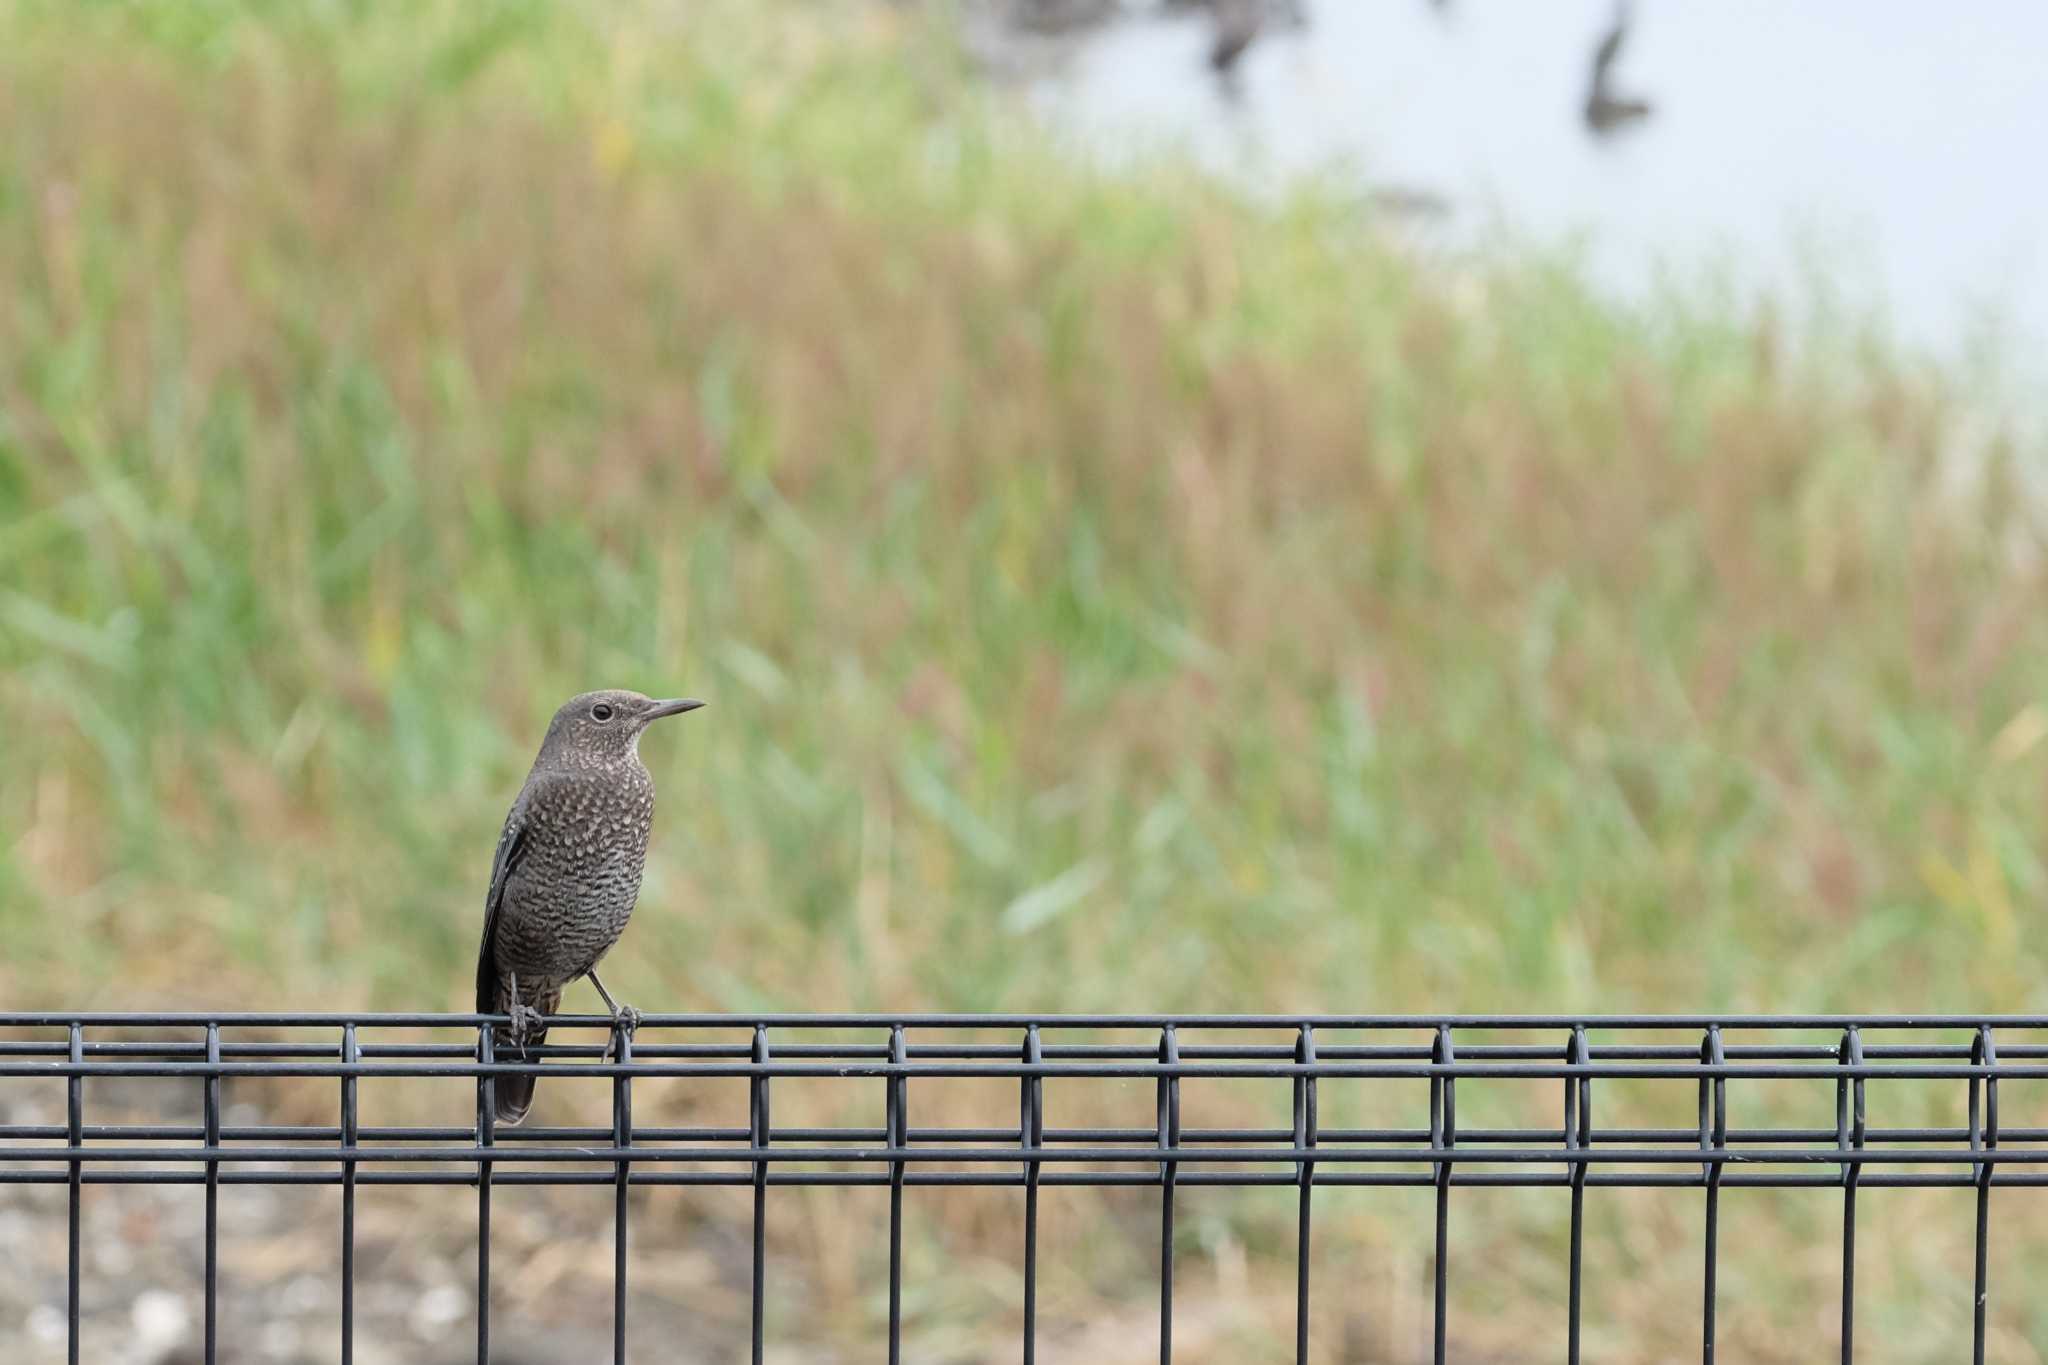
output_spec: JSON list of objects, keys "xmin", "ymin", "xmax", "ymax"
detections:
[{"xmin": 2, "ymin": 1012, "xmax": 2044, "ymax": 1364}]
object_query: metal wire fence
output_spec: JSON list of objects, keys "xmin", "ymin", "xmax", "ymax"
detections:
[{"xmin": 2, "ymin": 1012, "xmax": 2045, "ymax": 1364}]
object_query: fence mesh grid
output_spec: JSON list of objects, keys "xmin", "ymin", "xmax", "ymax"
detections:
[{"xmin": 3, "ymin": 1012, "xmax": 2044, "ymax": 1363}]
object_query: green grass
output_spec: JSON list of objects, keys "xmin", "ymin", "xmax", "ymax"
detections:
[{"xmin": 3, "ymin": 2, "xmax": 2047, "ymax": 1357}]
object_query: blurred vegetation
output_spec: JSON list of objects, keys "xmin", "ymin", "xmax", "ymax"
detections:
[{"xmin": 2, "ymin": 2, "xmax": 2047, "ymax": 1357}]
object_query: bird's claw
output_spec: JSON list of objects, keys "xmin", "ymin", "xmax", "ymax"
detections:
[
  {"xmin": 608, "ymin": 1004, "xmax": 641, "ymax": 1061},
  {"xmin": 507, "ymin": 1003, "xmax": 546, "ymax": 1054}
]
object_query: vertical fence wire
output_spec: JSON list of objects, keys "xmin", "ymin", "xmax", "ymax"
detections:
[
  {"xmin": 65, "ymin": 1021, "xmax": 82, "ymax": 1365},
  {"xmin": 1020, "ymin": 1024, "xmax": 1043, "ymax": 1365},
  {"xmin": 612, "ymin": 1022, "xmax": 634, "ymax": 1365},
  {"xmin": 1293, "ymin": 1024, "xmax": 1317, "ymax": 1365},
  {"xmin": 887, "ymin": 1024, "xmax": 908, "ymax": 1365},
  {"xmin": 1699, "ymin": 1024, "xmax": 1726, "ymax": 1364},
  {"xmin": 1430, "ymin": 1025, "xmax": 1456, "ymax": 1365},
  {"xmin": 1836, "ymin": 1027, "xmax": 1866, "ymax": 1365},
  {"xmin": 340, "ymin": 1023, "xmax": 358, "ymax": 1365},
  {"xmin": 203, "ymin": 1022, "xmax": 220, "ymax": 1365},
  {"xmin": 1565, "ymin": 1026, "xmax": 1590, "ymax": 1365},
  {"xmin": 1157, "ymin": 1024, "xmax": 1180, "ymax": 1365},
  {"xmin": 476, "ymin": 1023, "xmax": 495, "ymax": 1365},
  {"xmin": 1970, "ymin": 1025, "xmax": 1997, "ymax": 1365},
  {"xmin": 749, "ymin": 1024, "xmax": 770, "ymax": 1365}
]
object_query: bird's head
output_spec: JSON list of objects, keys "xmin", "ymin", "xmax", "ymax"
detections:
[{"xmin": 538, "ymin": 689, "xmax": 705, "ymax": 767}]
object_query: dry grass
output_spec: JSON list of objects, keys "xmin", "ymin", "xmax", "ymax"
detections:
[{"xmin": 3, "ymin": 1, "xmax": 2047, "ymax": 1357}]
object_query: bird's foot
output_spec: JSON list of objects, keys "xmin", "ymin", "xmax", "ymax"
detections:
[
  {"xmin": 608, "ymin": 1004, "xmax": 641, "ymax": 1061},
  {"xmin": 507, "ymin": 1002, "xmax": 547, "ymax": 1055}
]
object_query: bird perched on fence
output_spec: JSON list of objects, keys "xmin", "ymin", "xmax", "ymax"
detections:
[{"xmin": 475, "ymin": 689, "xmax": 704, "ymax": 1124}]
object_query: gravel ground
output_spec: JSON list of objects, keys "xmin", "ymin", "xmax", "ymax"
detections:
[
  {"xmin": 0, "ymin": 1089, "xmax": 770, "ymax": 1364},
  {"xmin": 3, "ymin": 1085, "xmax": 1457, "ymax": 1363}
]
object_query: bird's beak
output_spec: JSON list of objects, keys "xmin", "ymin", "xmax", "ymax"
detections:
[{"xmin": 645, "ymin": 698, "xmax": 706, "ymax": 721}]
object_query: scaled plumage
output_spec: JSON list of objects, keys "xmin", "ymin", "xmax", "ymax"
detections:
[{"xmin": 476, "ymin": 689, "xmax": 702, "ymax": 1123}]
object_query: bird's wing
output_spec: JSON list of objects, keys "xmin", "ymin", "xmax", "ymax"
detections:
[
  {"xmin": 474, "ymin": 798, "xmax": 532, "ymax": 1015},
  {"xmin": 1592, "ymin": 6, "xmax": 1631, "ymax": 78}
]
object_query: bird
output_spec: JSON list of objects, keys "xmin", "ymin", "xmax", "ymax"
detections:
[
  {"xmin": 475, "ymin": 689, "xmax": 705, "ymax": 1125},
  {"xmin": 1208, "ymin": 0, "xmax": 1264, "ymax": 75},
  {"xmin": 1584, "ymin": 0, "xmax": 1653, "ymax": 135},
  {"xmin": 1204, "ymin": 0, "xmax": 1305, "ymax": 79}
]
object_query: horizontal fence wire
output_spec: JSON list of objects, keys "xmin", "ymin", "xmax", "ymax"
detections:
[{"xmin": 3, "ymin": 1013, "xmax": 2047, "ymax": 1364}]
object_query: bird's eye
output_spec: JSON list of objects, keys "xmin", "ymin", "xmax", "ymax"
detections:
[{"xmin": 591, "ymin": 703, "xmax": 615, "ymax": 722}]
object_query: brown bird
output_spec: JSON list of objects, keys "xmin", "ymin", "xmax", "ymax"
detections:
[
  {"xmin": 1209, "ymin": 0, "xmax": 1265, "ymax": 74},
  {"xmin": 1585, "ymin": 0, "xmax": 1654, "ymax": 135},
  {"xmin": 475, "ymin": 689, "xmax": 704, "ymax": 1124}
]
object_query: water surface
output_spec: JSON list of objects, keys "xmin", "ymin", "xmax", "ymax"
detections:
[{"xmin": 1014, "ymin": 1, "xmax": 2047, "ymax": 363}]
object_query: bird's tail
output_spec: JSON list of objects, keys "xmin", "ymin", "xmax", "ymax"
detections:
[
  {"xmin": 487, "ymin": 986, "xmax": 558, "ymax": 1127},
  {"xmin": 491, "ymin": 1021, "xmax": 544, "ymax": 1125}
]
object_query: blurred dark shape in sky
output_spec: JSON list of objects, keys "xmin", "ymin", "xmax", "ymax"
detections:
[{"xmin": 1583, "ymin": 0, "xmax": 1653, "ymax": 136}]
